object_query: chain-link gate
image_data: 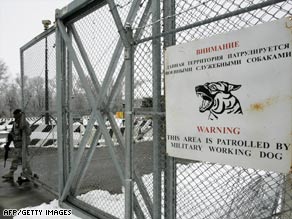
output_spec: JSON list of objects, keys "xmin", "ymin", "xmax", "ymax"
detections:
[
  {"xmin": 20, "ymin": 27, "xmax": 59, "ymax": 194},
  {"xmin": 55, "ymin": 1, "xmax": 157, "ymax": 218},
  {"xmin": 20, "ymin": 0, "xmax": 292, "ymax": 218}
]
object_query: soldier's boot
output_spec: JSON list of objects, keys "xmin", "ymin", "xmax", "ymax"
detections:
[
  {"xmin": 23, "ymin": 167, "xmax": 32, "ymax": 177},
  {"xmin": 2, "ymin": 171, "xmax": 14, "ymax": 179}
]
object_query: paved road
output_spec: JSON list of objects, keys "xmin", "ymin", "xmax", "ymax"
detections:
[
  {"xmin": 0, "ymin": 141, "xmax": 157, "ymax": 218},
  {"xmin": 0, "ymin": 116, "xmax": 162, "ymax": 217},
  {"xmin": 1, "ymin": 141, "xmax": 156, "ymax": 196},
  {"xmin": 0, "ymin": 163, "xmax": 55, "ymax": 219}
]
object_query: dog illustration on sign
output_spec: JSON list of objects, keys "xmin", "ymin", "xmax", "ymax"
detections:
[{"xmin": 195, "ymin": 81, "xmax": 243, "ymax": 120}]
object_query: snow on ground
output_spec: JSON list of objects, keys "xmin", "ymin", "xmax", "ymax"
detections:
[
  {"xmin": 13, "ymin": 163, "xmax": 281, "ymax": 219},
  {"xmin": 12, "ymin": 175, "xmax": 150, "ymax": 219},
  {"xmin": 78, "ymin": 189, "xmax": 125, "ymax": 218}
]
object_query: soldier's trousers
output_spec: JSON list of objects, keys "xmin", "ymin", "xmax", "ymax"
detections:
[{"xmin": 10, "ymin": 147, "xmax": 31, "ymax": 174}]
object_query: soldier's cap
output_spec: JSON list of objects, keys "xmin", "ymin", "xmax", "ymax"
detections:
[{"xmin": 13, "ymin": 109, "xmax": 22, "ymax": 115}]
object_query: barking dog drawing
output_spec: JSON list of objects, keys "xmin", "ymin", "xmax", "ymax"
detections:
[{"xmin": 195, "ymin": 81, "xmax": 243, "ymax": 120}]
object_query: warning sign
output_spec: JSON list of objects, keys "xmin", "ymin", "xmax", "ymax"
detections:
[{"xmin": 165, "ymin": 17, "xmax": 292, "ymax": 173}]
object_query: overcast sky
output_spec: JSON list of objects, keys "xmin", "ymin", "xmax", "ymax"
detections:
[{"xmin": 0, "ymin": 0, "xmax": 73, "ymax": 81}]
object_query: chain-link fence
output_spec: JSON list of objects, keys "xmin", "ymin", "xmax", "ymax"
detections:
[
  {"xmin": 20, "ymin": 0, "xmax": 292, "ymax": 218},
  {"xmin": 20, "ymin": 27, "xmax": 59, "ymax": 194},
  {"xmin": 163, "ymin": 1, "xmax": 292, "ymax": 219},
  {"xmin": 21, "ymin": 28, "xmax": 57, "ymax": 115}
]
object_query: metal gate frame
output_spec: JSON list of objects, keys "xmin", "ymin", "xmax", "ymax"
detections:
[
  {"xmin": 55, "ymin": 0, "xmax": 160, "ymax": 218},
  {"xmin": 52, "ymin": 0, "xmax": 292, "ymax": 218},
  {"xmin": 19, "ymin": 0, "xmax": 292, "ymax": 218},
  {"xmin": 20, "ymin": 26, "xmax": 59, "ymax": 195}
]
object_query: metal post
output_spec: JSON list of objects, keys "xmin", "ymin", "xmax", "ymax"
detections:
[
  {"xmin": 20, "ymin": 50, "xmax": 24, "ymax": 112},
  {"xmin": 108, "ymin": 0, "xmax": 152, "ymax": 111},
  {"xmin": 55, "ymin": 12, "xmax": 66, "ymax": 198},
  {"xmin": 19, "ymin": 38, "xmax": 31, "ymax": 178},
  {"xmin": 42, "ymin": 20, "xmax": 51, "ymax": 124},
  {"xmin": 20, "ymin": 43, "xmax": 29, "ymax": 176},
  {"xmin": 66, "ymin": 29, "xmax": 74, "ymax": 181},
  {"xmin": 45, "ymin": 36, "xmax": 49, "ymax": 124},
  {"xmin": 20, "ymin": 48, "xmax": 26, "ymax": 169},
  {"xmin": 163, "ymin": 0, "xmax": 176, "ymax": 218},
  {"xmin": 21, "ymin": 112, "xmax": 28, "ymax": 175},
  {"xmin": 152, "ymin": 0, "xmax": 162, "ymax": 218},
  {"xmin": 125, "ymin": 24, "xmax": 134, "ymax": 219}
]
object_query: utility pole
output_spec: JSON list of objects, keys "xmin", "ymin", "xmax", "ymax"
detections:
[{"xmin": 42, "ymin": 20, "xmax": 51, "ymax": 124}]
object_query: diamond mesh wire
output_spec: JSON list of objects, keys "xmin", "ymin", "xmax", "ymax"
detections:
[
  {"xmin": 134, "ymin": 42, "xmax": 153, "ymax": 101},
  {"xmin": 73, "ymin": 5, "xmax": 123, "ymax": 86},
  {"xmin": 20, "ymin": 0, "xmax": 292, "ymax": 218},
  {"xmin": 175, "ymin": 0, "xmax": 292, "ymax": 43},
  {"xmin": 66, "ymin": 2, "xmax": 134, "ymax": 218},
  {"xmin": 75, "ymin": 142, "xmax": 125, "ymax": 218},
  {"xmin": 22, "ymin": 31, "xmax": 57, "ymax": 115},
  {"xmin": 175, "ymin": 162, "xmax": 289, "ymax": 219},
  {"xmin": 22, "ymin": 30, "xmax": 58, "ymax": 192},
  {"xmin": 160, "ymin": 1, "xmax": 292, "ymax": 218}
]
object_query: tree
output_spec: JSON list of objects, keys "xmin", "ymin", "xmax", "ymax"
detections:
[
  {"xmin": 49, "ymin": 77, "xmax": 57, "ymax": 112},
  {"xmin": 5, "ymin": 83, "xmax": 20, "ymax": 117},
  {"xmin": 71, "ymin": 77, "xmax": 89, "ymax": 112},
  {"xmin": 15, "ymin": 75, "xmax": 28, "ymax": 88},
  {"xmin": 27, "ymin": 76, "xmax": 45, "ymax": 113},
  {"xmin": 0, "ymin": 59, "xmax": 9, "ymax": 117},
  {"xmin": 0, "ymin": 59, "xmax": 8, "ymax": 82},
  {"xmin": 0, "ymin": 59, "xmax": 8, "ymax": 94}
]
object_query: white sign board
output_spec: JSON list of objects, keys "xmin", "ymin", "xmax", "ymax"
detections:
[{"xmin": 165, "ymin": 17, "xmax": 292, "ymax": 173}]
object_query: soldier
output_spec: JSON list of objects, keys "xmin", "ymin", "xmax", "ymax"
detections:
[{"xmin": 2, "ymin": 109, "xmax": 32, "ymax": 180}]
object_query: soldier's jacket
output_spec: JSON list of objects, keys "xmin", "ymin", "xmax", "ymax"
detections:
[{"xmin": 10, "ymin": 118, "xmax": 31, "ymax": 148}]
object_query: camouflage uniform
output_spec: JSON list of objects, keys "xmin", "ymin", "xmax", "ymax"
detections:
[
  {"xmin": 9, "ymin": 118, "xmax": 31, "ymax": 173},
  {"xmin": 2, "ymin": 110, "xmax": 32, "ymax": 179}
]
